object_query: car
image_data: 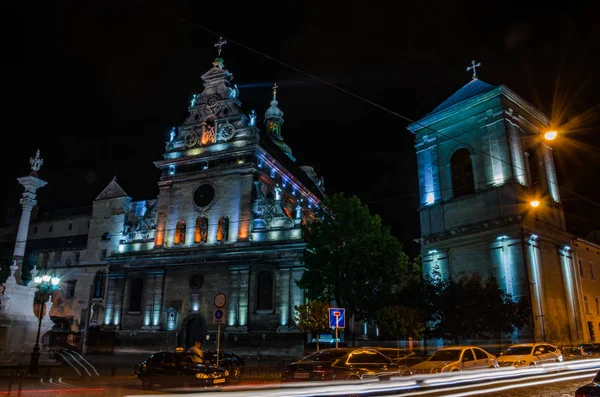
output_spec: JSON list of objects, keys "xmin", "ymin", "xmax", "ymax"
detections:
[
  {"xmin": 410, "ymin": 346, "xmax": 498, "ymax": 374},
  {"xmin": 204, "ymin": 350, "xmax": 245, "ymax": 380},
  {"xmin": 135, "ymin": 351, "xmax": 230, "ymax": 389},
  {"xmin": 562, "ymin": 346, "xmax": 587, "ymax": 360},
  {"xmin": 282, "ymin": 347, "xmax": 404, "ymax": 382},
  {"xmin": 371, "ymin": 347, "xmax": 419, "ymax": 375},
  {"xmin": 575, "ymin": 368, "xmax": 600, "ymax": 396},
  {"xmin": 579, "ymin": 343, "xmax": 600, "ymax": 355},
  {"xmin": 497, "ymin": 342, "xmax": 562, "ymax": 367}
]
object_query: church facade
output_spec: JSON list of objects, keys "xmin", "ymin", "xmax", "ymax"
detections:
[
  {"xmin": 17, "ymin": 53, "xmax": 325, "ymax": 354},
  {"xmin": 408, "ymin": 71, "xmax": 583, "ymax": 346}
]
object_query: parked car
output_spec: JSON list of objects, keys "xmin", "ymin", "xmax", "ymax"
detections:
[
  {"xmin": 410, "ymin": 346, "xmax": 498, "ymax": 374},
  {"xmin": 575, "ymin": 367, "xmax": 600, "ymax": 397},
  {"xmin": 203, "ymin": 351, "xmax": 245, "ymax": 380},
  {"xmin": 135, "ymin": 351, "xmax": 229, "ymax": 389},
  {"xmin": 562, "ymin": 346, "xmax": 587, "ymax": 360},
  {"xmin": 371, "ymin": 348, "xmax": 420, "ymax": 375},
  {"xmin": 497, "ymin": 342, "xmax": 562, "ymax": 367},
  {"xmin": 282, "ymin": 347, "xmax": 404, "ymax": 382},
  {"xmin": 579, "ymin": 343, "xmax": 600, "ymax": 355}
]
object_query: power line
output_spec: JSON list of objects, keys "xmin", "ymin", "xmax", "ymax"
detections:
[{"xmin": 153, "ymin": 5, "xmax": 600, "ymax": 210}]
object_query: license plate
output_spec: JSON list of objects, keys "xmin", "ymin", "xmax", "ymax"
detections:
[
  {"xmin": 294, "ymin": 373, "xmax": 309, "ymax": 379},
  {"xmin": 214, "ymin": 378, "xmax": 226, "ymax": 384}
]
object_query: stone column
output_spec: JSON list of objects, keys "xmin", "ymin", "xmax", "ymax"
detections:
[
  {"xmin": 154, "ymin": 180, "xmax": 172, "ymax": 248},
  {"xmin": 278, "ymin": 266, "xmax": 291, "ymax": 327},
  {"xmin": 290, "ymin": 267, "xmax": 304, "ymax": 321},
  {"xmin": 113, "ymin": 276, "xmax": 126, "ymax": 328},
  {"xmin": 226, "ymin": 269, "xmax": 240, "ymax": 328},
  {"xmin": 9, "ymin": 175, "xmax": 47, "ymax": 285},
  {"xmin": 542, "ymin": 144, "xmax": 561, "ymax": 203},
  {"xmin": 104, "ymin": 275, "xmax": 118, "ymax": 326},
  {"xmin": 142, "ymin": 271, "xmax": 164, "ymax": 329},
  {"xmin": 238, "ymin": 267, "xmax": 250, "ymax": 329}
]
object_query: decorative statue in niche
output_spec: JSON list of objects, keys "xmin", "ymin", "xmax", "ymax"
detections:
[
  {"xmin": 219, "ymin": 216, "xmax": 229, "ymax": 241},
  {"xmin": 295, "ymin": 199, "xmax": 303, "ymax": 219},
  {"xmin": 178, "ymin": 222, "xmax": 186, "ymax": 244},
  {"xmin": 274, "ymin": 184, "xmax": 282, "ymax": 201},
  {"xmin": 249, "ymin": 110, "xmax": 257, "ymax": 126},
  {"xmin": 200, "ymin": 216, "xmax": 208, "ymax": 242}
]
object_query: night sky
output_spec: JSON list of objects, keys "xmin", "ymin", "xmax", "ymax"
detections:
[{"xmin": 3, "ymin": 1, "xmax": 600, "ymax": 257}]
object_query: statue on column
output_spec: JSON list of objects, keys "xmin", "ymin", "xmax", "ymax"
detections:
[{"xmin": 29, "ymin": 149, "xmax": 43, "ymax": 177}]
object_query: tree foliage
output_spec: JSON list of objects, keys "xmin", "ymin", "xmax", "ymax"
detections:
[
  {"xmin": 294, "ymin": 300, "xmax": 330, "ymax": 351},
  {"xmin": 376, "ymin": 305, "xmax": 424, "ymax": 342},
  {"xmin": 297, "ymin": 193, "xmax": 410, "ymax": 321}
]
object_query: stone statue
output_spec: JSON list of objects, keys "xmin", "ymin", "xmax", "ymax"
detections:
[
  {"xmin": 228, "ymin": 84, "xmax": 239, "ymax": 99},
  {"xmin": 274, "ymin": 184, "xmax": 282, "ymax": 201},
  {"xmin": 170, "ymin": 127, "xmax": 177, "ymax": 142},
  {"xmin": 29, "ymin": 149, "xmax": 43, "ymax": 175},
  {"xmin": 191, "ymin": 94, "xmax": 199, "ymax": 107},
  {"xmin": 200, "ymin": 216, "xmax": 208, "ymax": 242},
  {"xmin": 220, "ymin": 216, "xmax": 229, "ymax": 241},
  {"xmin": 295, "ymin": 199, "xmax": 303, "ymax": 219},
  {"xmin": 249, "ymin": 110, "xmax": 257, "ymax": 126}
]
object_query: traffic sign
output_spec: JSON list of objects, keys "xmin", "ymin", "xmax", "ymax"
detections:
[
  {"xmin": 213, "ymin": 308, "xmax": 226, "ymax": 325},
  {"xmin": 328, "ymin": 307, "xmax": 345, "ymax": 329}
]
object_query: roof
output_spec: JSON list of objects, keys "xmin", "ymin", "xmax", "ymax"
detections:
[
  {"xmin": 425, "ymin": 78, "xmax": 496, "ymax": 117},
  {"xmin": 95, "ymin": 177, "xmax": 129, "ymax": 201},
  {"xmin": 259, "ymin": 132, "xmax": 325, "ymax": 201}
]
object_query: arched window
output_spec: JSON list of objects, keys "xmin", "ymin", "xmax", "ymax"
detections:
[
  {"xmin": 129, "ymin": 278, "xmax": 143, "ymax": 312},
  {"xmin": 195, "ymin": 216, "xmax": 208, "ymax": 243},
  {"xmin": 257, "ymin": 271, "xmax": 273, "ymax": 311},
  {"xmin": 93, "ymin": 271, "xmax": 106, "ymax": 299},
  {"xmin": 174, "ymin": 220, "xmax": 186, "ymax": 245},
  {"xmin": 450, "ymin": 149, "xmax": 475, "ymax": 198},
  {"xmin": 217, "ymin": 216, "xmax": 229, "ymax": 241}
]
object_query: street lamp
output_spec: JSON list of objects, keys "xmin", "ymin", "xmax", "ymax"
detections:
[
  {"xmin": 544, "ymin": 131, "xmax": 557, "ymax": 141},
  {"xmin": 29, "ymin": 273, "xmax": 60, "ymax": 374},
  {"xmin": 530, "ymin": 200, "xmax": 540, "ymax": 208}
]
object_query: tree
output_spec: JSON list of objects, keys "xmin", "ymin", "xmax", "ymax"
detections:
[
  {"xmin": 294, "ymin": 300, "xmax": 330, "ymax": 351},
  {"xmin": 376, "ymin": 305, "xmax": 424, "ymax": 349},
  {"xmin": 297, "ymin": 193, "xmax": 410, "ymax": 321}
]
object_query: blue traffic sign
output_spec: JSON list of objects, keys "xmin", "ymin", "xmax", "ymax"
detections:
[
  {"xmin": 328, "ymin": 307, "xmax": 345, "ymax": 329},
  {"xmin": 213, "ymin": 308, "xmax": 226, "ymax": 325}
]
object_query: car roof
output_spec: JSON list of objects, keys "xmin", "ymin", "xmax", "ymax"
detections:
[{"xmin": 437, "ymin": 346, "xmax": 485, "ymax": 350}]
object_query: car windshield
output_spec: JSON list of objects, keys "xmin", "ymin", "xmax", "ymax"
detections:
[
  {"xmin": 176, "ymin": 353, "xmax": 205, "ymax": 365},
  {"xmin": 428, "ymin": 350, "xmax": 461, "ymax": 362},
  {"xmin": 505, "ymin": 346, "xmax": 534, "ymax": 356},
  {"xmin": 300, "ymin": 350, "xmax": 348, "ymax": 362}
]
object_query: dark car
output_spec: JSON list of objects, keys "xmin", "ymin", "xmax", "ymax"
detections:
[
  {"xmin": 372, "ymin": 348, "xmax": 422, "ymax": 375},
  {"xmin": 135, "ymin": 351, "xmax": 229, "ymax": 389},
  {"xmin": 579, "ymin": 343, "xmax": 600, "ymax": 355},
  {"xmin": 282, "ymin": 347, "xmax": 404, "ymax": 382},
  {"xmin": 575, "ymin": 368, "xmax": 600, "ymax": 397},
  {"xmin": 204, "ymin": 351, "xmax": 245, "ymax": 380}
]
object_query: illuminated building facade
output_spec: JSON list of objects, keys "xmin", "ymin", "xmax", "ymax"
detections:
[
  {"xmin": 408, "ymin": 75, "xmax": 583, "ymax": 345},
  {"xmin": 13, "ymin": 54, "xmax": 324, "ymax": 353},
  {"xmin": 573, "ymin": 238, "xmax": 600, "ymax": 343}
]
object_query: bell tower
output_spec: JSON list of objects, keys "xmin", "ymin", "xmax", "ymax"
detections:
[{"xmin": 407, "ymin": 63, "xmax": 581, "ymax": 345}]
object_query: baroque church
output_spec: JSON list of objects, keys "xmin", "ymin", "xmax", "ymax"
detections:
[
  {"xmin": 408, "ymin": 65, "xmax": 584, "ymax": 346},
  {"xmin": 4, "ymin": 49, "xmax": 325, "ymax": 354}
]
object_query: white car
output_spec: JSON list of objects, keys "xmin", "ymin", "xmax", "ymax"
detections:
[
  {"xmin": 410, "ymin": 346, "xmax": 498, "ymax": 374},
  {"xmin": 497, "ymin": 342, "xmax": 563, "ymax": 367}
]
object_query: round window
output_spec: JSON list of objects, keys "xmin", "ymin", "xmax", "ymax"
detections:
[
  {"xmin": 189, "ymin": 274, "xmax": 204, "ymax": 288},
  {"xmin": 194, "ymin": 184, "xmax": 215, "ymax": 207}
]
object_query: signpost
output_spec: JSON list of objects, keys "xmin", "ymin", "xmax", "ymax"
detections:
[
  {"xmin": 328, "ymin": 308, "xmax": 345, "ymax": 348},
  {"xmin": 213, "ymin": 293, "xmax": 227, "ymax": 368}
]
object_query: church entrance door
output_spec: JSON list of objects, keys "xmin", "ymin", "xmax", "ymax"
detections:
[{"xmin": 186, "ymin": 318, "xmax": 205, "ymax": 348}]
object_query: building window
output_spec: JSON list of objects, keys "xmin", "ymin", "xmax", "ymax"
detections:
[
  {"xmin": 33, "ymin": 226, "xmax": 38, "ymax": 234},
  {"xmin": 591, "ymin": 262, "xmax": 596, "ymax": 280},
  {"xmin": 66, "ymin": 280, "xmax": 77, "ymax": 299},
  {"xmin": 450, "ymin": 148, "xmax": 475, "ymax": 198},
  {"xmin": 585, "ymin": 296, "xmax": 591, "ymax": 315},
  {"xmin": 129, "ymin": 278, "xmax": 143, "ymax": 312},
  {"xmin": 68, "ymin": 221, "xmax": 73, "ymax": 231},
  {"xmin": 100, "ymin": 249, "xmax": 107, "ymax": 260},
  {"xmin": 257, "ymin": 271, "xmax": 273, "ymax": 311},
  {"xmin": 588, "ymin": 322, "xmax": 596, "ymax": 342},
  {"xmin": 74, "ymin": 252, "xmax": 80, "ymax": 265},
  {"xmin": 195, "ymin": 216, "xmax": 208, "ymax": 243},
  {"xmin": 174, "ymin": 220, "xmax": 186, "ymax": 245},
  {"xmin": 93, "ymin": 272, "xmax": 106, "ymax": 299},
  {"xmin": 579, "ymin": 260, "xmax": 585, "ymax": 278},
  {"xmin": 217, "ymin": 216, "xmax": 229, "ymax": 242},
  {"xmin": 48, "ymin": 225, "xmax": 53, "ymax": 232}
]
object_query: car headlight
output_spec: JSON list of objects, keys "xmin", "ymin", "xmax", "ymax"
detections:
[
  {"xmin": 432, "ymin": 367, "xmax": 442, "ymax": 373},
  {"xmin": 195, "ymin": 373, "xmax": 209, "ymax": 379},
  {"xmin": 515, "ymin": 360, "xmax": 527, "ymax": 366}
]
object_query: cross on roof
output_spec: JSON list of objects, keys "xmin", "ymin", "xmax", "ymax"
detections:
[
  {"xmin": 214, "ymin": 36, "xmax": 227, "ymax": 57},
  {"xmin": 466, "ymin": 60, "xmax": 481, "ymax": 80},
  {"xmin": 272, "ymin": 83, "xmax": 278, "ymax": 100}
]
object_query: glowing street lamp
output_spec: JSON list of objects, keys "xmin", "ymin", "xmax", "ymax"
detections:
[
  {"xmin": 530, "ymin": 200, "xmax": 540, "ymax": 208},
  {"xmin": 29, "ymin": 272, "xmax": 60, "ymax": 374},
  {"xmin": 544, "ymin": 131, "xmax": 557, "ymax": 141}
]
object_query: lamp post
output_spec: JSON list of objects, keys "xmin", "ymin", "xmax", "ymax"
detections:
[{"xmin": 29, "ymin": 274, "xmax": 60, "ymax": 374}]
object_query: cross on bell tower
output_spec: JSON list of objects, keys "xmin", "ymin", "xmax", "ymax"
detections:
[
  {"xmin": 466, "ymin": 60, "xmax": 481, "ymax": 80},
  {"xmin": 214, "ymin": 36, "xmax": 227, "ymax": 57}
]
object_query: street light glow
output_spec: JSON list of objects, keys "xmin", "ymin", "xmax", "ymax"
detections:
[
  {"xmin": 530, "ymin": 200, "xmax": 540, "ymax": 207},
  {"xmin": 544, "ymin": 131, "xmax": 557, "ymax": 141}
]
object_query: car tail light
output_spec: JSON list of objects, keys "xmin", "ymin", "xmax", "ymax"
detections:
[
  {"xmin": 313, "ymin": 365, "xmax": 331, "ymax": 373},
  {"xmin": 575, "ymin": 392, "xmax": 585, "ymax": 397}
]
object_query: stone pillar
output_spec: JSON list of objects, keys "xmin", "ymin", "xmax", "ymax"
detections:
[
  {"xmin": 113, "ymin": 276, "xmax": 126, "ymax": 328},
  {"xmin": 290, "ymin": 267, "xmax": 304, "ymax": 321},
  {"xmin": 507, "ymin": 122, "xmax": 526, "ymax": 185},
  {"xmin": 9, "ymin": 175, "xmax": 47, "ymax": 285},
  {"xmin": 542, "ymin": 144, "xmax": 561, "ymax": 203},
  {"xmin": 525, "ymin": 236, "xmax": 546, "ymax": 342},
  {"xmin": 278, "ymin": 267, "xmax": 291, "ymax": 327},
  {"xmin": 560, "ymin": 247, "xmax": 581, "ymax": 344},
  {"xmin": 469, "ymin": 153, "xmax": 480, "ymax": 190},
  {"xmin": 238, "ymin": 267, "xmax": 250, "ymax": 329},
  {"xmin": 154, "ymin": 180, "xmax": 172, "ymax": 248},
  {"xmin": 226, "ymin": 269, "xmax": 240, "ymax": 328},
  {"xmin": 142, "ymin": 271, "xmax": 164, "ymax": 329}
]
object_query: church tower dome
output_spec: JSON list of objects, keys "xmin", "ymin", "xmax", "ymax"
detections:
[{"xmin": 264, "ymin": 84, "xmax": 294, "ymax": 161}]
